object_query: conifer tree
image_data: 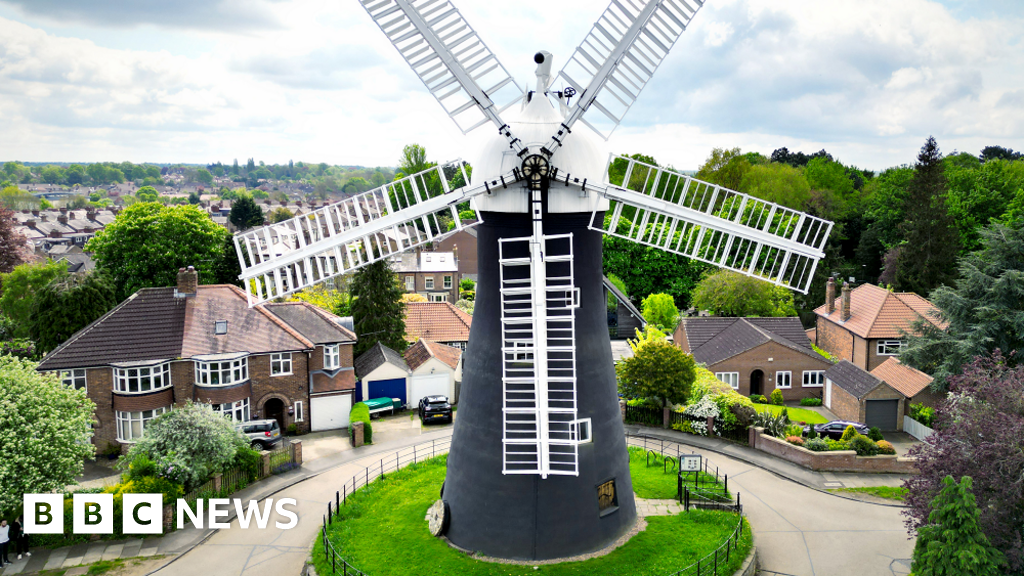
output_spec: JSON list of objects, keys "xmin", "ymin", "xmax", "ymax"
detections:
[
  {"xmin": 351, "ymin": 260, "xmax": 407, "ymax": 356},
  {"xmin": 29, "ymin": 272, "xmax": 116, "ymax": 353},
  {"xmin": 228, "ymin": 194, "xmax": 265, "ymax": 230},
  {"xmin": 911, "ymin": 476, "xmax": 1004, "ymax": 576},
  {"xmin": 895, "ymin": 136, "xmax": 960, "ymax": 294}
]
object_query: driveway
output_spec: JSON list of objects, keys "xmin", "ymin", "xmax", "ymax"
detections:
[{"xmin": 152, "ymin": 428, "xmax": 912, "ymax": 576}]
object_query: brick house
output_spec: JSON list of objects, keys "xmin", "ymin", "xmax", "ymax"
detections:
[
  {"xmin": 392, "ymin": 251, "xmax": 460, "ymax": 303},
  {"xmin": 674, "ymin": 317, "xmax": 833, "ymax": 401},
  {"xmin": 36, "ymin": 267, "xmax": 357, "ymax": 453},
  {"xmin": 823, "ymin": 360, "xmax": 905, "ymax": 431},
  {"xmin": 434, "ymin": 227, "xmax": 479, "ymax": 282},
  {"xmin": 404, "ymin": 302, "xmax": 473, "ymax": 351},
  {"xmin": 814, "ymin": 279, "xmax": 944, "ymax": 372}
]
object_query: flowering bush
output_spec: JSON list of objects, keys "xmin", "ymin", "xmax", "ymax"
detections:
[
  {"xmin": 877, "ymin": 440, "xmax": 896, "ymax": 455},
  {"xmin": 682, "ymin": 396, "xmax": 720, "ymax": 436},
  {"xmin": 786, "ymin": 436, "xmax": 804, "ymax": 446}
]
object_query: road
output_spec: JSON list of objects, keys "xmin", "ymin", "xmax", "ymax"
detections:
[{"xmin": 153, "ymin": 431, "xmax": 913, "ymax": 576}]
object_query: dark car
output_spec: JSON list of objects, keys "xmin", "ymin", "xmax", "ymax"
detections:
[
  {"xmin": 419, "ymin": 395, "xmax": 453, "ymax": 424},
  {"xmin": 804, "ymin": 420, "xmax": 870, "ymax": 440}
]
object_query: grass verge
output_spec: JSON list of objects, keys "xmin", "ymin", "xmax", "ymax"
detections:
[
  {"xmin": 313, "ymin": 455, "xmax": 752, "ymax": 576},
  {"xmin": 752, "ymin": 404, "xmax": 829, "ymax": 424},
  {"xmin": 627, "ymin": 447, "xmax": 728, "ymax": 500},
  {"xmin": 829, "ymin": 486, "xmax": 907, "ymax": 501}
]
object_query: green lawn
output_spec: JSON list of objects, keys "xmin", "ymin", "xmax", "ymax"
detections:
[
  {"xmin": 314, "ymin": 455, "xmax": 752, "ymax": 576},
  {"xmin": 752, "ymin": 404, "xmax": 829, "ymax": 424},
  {"xmin": 829, "ymin": 486, "xmax": 907, "ymax": 501},
  {"xmin": 627, "ymin": 447, "xmax": 728, "ymax": 500}
]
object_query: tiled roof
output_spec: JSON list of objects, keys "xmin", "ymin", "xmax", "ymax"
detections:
[
  {"xmin": 404, "ymin": 302, "xmax": 472, "ymax": 343},
  {"xmin": 311, "ymin": 368, "xmax": 356, "ymax": 394},
  {"xmin": 37, "ymin": 288, "xmax": 187, "ymax": 371},
  {"xmin": 405, "ymin": 339, "xmax": 462, "ymax": 371},
  {"xmin": 678, "ymin": 317, "xmax": 826, "ymax": 366},
  {"xmin": 825, "ymin": 360, "xmax": 884, "ymax": 399},
  {"xmin": 264, "ymin": 302, "xmax": 356, "ymax": 345},
  {"xmin": 813, "ymin": 283, "xmax": 945, "ymax": 339},
  {"xmin": 870, "ymin": 357, "xmax": 934, "ymax": 398},
  {"xmin": 354, "ymin": 342, "xmax": 409, "ymax": 379},
  {"xmin": 181, "ymin": 286, "xmax": 313, "ymax": 357}
]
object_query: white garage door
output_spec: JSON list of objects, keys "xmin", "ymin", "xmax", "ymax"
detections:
[
  {"xmin": 311, "ymin": 394, "xmax": 352, "ymax": 432},
  {"xmin": 409, "ymin": 374, "xmax": 450, "ymax": 407}
]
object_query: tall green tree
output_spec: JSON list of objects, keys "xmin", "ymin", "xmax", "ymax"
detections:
[
  {"xmin": 351, "ymin": 260, "xmax": 407, "ymax": 356},
  {"xmin": 86, "ymin": 203, "xmax": 230, "ymax": 300},
  {"xmin": 0, "ymin": 260, "xmax": 68, "ymax": 339},
  {"xmin": 695, "ymin": 147, "xmax": 750, "ymax": 190},
  {"xmin": 691, "ymin": 270, "xmax": 797, "ymax": 318},
  {"xmin": 228, "ymin": 194, "xmax": 265, "ymax": 230},
  {"xmin": 911, "ymin": 476, "xmax": 1004, "ymax": 576},
  {"xmin": 895, "ymin": 137, "xmax": 961, "ymax": 294},
  {"xmin": 28, "ymin": 272, "xmax": 116, "ymax": 353},
  {"xmin": 616, "ymin": 327, "xmax": 697, "ymax": 407},
  {"xmin": 0, "ymin": 207, "xmax": 26, "ymax": 275},
  {"xmin": 398, "ymin": 144, "xmax": 433, "ymax": 177},
  {"xmin": 641, "ymin": 293, "xmax": 679, "ymax": 330},
  {"xmin": 900, "ymin": 219, "xmax": 1024, "ymax": 389},
  {"xmin": 738, "ymin": 162, "xmax": 811, "ymax": 211},
  {"xmin": 0, "ymin": 355, "xmax": 95, "ymax": 513}
]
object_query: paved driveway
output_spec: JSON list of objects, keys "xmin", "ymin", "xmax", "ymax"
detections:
[{"xmin": 154, "ymin": 431, "xmax": 913, "ymax": 576}]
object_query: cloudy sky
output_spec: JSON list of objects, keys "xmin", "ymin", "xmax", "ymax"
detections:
[{"xmin": 1, "ymin": 0, "xmax": 1022, "ymax": 172}]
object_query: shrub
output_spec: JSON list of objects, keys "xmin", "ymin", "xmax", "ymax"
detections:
[
  {"xmin": 805, "ymin": 437, "xmax": 829, "ymax": 452},
  {"xmin": 233, "ymin": 445, "xmax": 262, "ymax": 481},
  {"xmin": 840, "ymin": 425, "xmax": 858, "ymax": 442},
  {"xmin": 784, "ymin": 424, "xmax": 804, "ymax": 438},
  {"xmin": 286, "ymin": 423, "xmax": 298, "ymax": 435},
  {"xmin": 682, "ymin": 396, "xmax": 720, "ymax": 436},
  {"xmin": 753, "ymin": 410, "xmax": 788, "ymax": 438},
  {"xmin": 728, "ymin": 403, "xmax": 757, "ymax": 429},
  {"xmin": 849, "ymin": 434, "xmax": 880, "ymax": 456},
  {"xmin": 349, "ymin": 402, "xmax": 373, "ymax": 444},
  {"xmin": 709, "ymin": 388, "xmax": 756, "ymax": 432},
  {"xmin": 671, "ymin": 420, "xmax": 694, "ymax": 434},
  {"xmin": 770, "ymin": 388, "xmax": 785, "ymax": 405},
  {"xmin": 125, "ymin": 453, "xmax": 158, "ymax": 481},
  {"xmin": 868, "ymin": 427, "xmax": 885, "ymax": 442},
  {"xmin": 627, "ymin": 397, "xmax": 663, "ymax": 409},
  {"xmin": 786, "ymin": 436, "xmax": 804, "ymax": 447},
  {"xmin": 877, "ymin": 440, "xmax": 896, "ymax": 455},
  {"xmin": 826, "ymin": 439, "xmax": 849, "ymax": 451},
  {"xmin": 799, "ymin": 397, "xmax": 822, "ymax": 406},
  {"xmin": 909, "ymin": 403, "xmax": 935, "ymax": 428},
  {"xmin": 749, "ymin": 394, "xmax": 768, "ymax": 404}
]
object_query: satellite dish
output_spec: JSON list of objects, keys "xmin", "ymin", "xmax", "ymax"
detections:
[{"xmin": 232, "ymin": 0, "xmax": 833, "ymax": 561}]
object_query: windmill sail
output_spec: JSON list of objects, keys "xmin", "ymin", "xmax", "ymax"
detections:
[
  {"xmin": 499, "ymin": 234, "xmax": 581, "ymax": 478},
  {"xmin": 234, "ymin": 161, "xmax": 495, "ymax": 305},
  {"xmin": 551, "ymin": 0, "xmax": 705, "ymax": 146},
  {"xmin": 358, "ymin": 0, "xmax": 525, "ymax": 143},
  {"xmin": 592, "ymin": 155, "xmax": 832, "ymax": 294}
]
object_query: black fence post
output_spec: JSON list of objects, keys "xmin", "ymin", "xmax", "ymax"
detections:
[
  {"xmin": 724, "ymin": 474, "xmax": 728, "ymax": 496},
  {"xmin": 714, "ymin": 549, "xmax": 718, "ymax": 575},
  {"xmin": 343, "ymin": 484, "xmax": 346, "ymax": 504},
  {"xmin": 336, "ymin": 490, "xmax": 340, "ymax": 511},
  {"xmin": 327, "ymin": 501, "xmax": 332, "ymax": 522}
]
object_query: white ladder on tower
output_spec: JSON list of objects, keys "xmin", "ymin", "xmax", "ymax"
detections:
[{"xmin": 499, "ymin": 234, "xmax": 581, "ymax": 478}]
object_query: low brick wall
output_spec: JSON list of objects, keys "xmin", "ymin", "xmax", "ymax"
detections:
[{"xmin": 751, "ymin": 428, "xmax": 918, "ymax": 474}]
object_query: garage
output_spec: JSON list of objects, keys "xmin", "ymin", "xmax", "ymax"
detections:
[
  {"xmin": 865, "ymin": 399, "xmax": 899, "ymax": 431},
  {"xmin": 311, "ymin": 394, "xmax": 352, "ymax": 432},
  {"xmin": 409, "ymin": 373, "xmax": 451, "ymax": 407},
  {"xmin": 368, "ymin": 378, "xmax": 407, "ymax": 406}
]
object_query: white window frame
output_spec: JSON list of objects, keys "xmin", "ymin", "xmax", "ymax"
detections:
[
  {"xmin": 194, "ymin": 357, "xmax": 249, "ymax": 386},
  {"xmin": 270, "ymin": 353, "xmax": 292, "ymax": 376},
  {"xmin": 114, "ymin": 363, "xmax": 171, "ymax": 394},
  {"xmin": 802, "ymin": 370, "xmax": 825, "ymax": 388},
  {"xmin": 570, "ymin": 418, "xmax": 592, "ymax": 444},
  {"xmin": 294, "ymin": 401, "xmax": 304, "ymax": 422},
  {"xmin": 212, "ymin": 398, "xmax": 249, "ymax": 422},
  {"xmin": 116, "ymin": 406, "xmax": 170, "ymax": 442},
  {"xmin": 323, "ymin": 344, "xmax": 340, "ymax": 370},
  {"xmin": 443, "ymin": 275, "xmax": 452, "ymax": 289},
  {"xmin": 776, "ymin": 371, "xmax": 792, "ymax": 389},
  {"xmin": 715, "ymin": 372, "xmax": 739, "ymax": 390},
  {"xmin": 59, "ymin": 369, "xmax": 87, "ymax": 391},
  {"xmin": 424, "ymin": 277, "xmax": 434, "ymax": 289},
  {"xmin": 877, "ymin": 340, "xmax": 906, "ymax": 356},
  {"xmin": 405, "ymin": 275, "xmax": 415, "ymax": 291},
  {"xmin": 429, "ymin": 293, "xmax": 448, "ymax": 302},
  {"xmin": 445, "ymin": 341, "xmax": 466, "ymax": 351}
]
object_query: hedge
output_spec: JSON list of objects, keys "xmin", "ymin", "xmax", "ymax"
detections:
[{"xmin": 349, "ymin": 402, "xmax": 373, "ymax": 444}]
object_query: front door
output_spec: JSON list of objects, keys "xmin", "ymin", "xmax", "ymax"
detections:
[
  {"xmin": 265, "ymin": 398, "xmax": 285, "ymax": 431},
  {"xmin": 750, "ymin": 370, "xmax": 764, "ymax": 396}
]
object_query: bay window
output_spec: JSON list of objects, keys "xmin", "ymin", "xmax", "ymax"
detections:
[
  {"xmin": 213, "ymin": 398, "xmax": 250, "ymax": 422},
  {"xmin": 116, "ymin": 406, "xmax": 170, "ymax": 442},
  {"xmin": 195, "ymin": 357, "xmax": 249, "ymax": 386},
  {"xmin": 114, "ymin": 363, "xmax": 171, "ymax": 394}
]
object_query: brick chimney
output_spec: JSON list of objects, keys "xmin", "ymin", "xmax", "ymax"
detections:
[
  {"xmin": 840, "ymin": 281, "xmax": 852, "ymax": 322},
  {"xmin": 26, "ymin": 220, "xmax": 36, "ymax": 229},
  {"xmin": 175, "ymin": 266, "xmax": 199, "ymax": 298},
  {"xmin": 57, "ymin": 215, "xmax": 68, "ymax": 225},
  {"xmin": 826, "ymin": 277, "xmax": 836, "ymax": 315}
]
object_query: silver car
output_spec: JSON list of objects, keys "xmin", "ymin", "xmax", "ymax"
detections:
[{"xmin": 237, "ymin": 419, "xmax": 282, "ymax": 450}]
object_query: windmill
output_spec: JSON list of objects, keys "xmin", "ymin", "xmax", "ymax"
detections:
[{"xmin": 233, "ymin": 0, "xmax": 833, "ymax": 561}]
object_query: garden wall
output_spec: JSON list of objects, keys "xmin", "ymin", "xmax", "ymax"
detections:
[{"xmin": 750, "ymin": 428, "xmax": 918, "ymax": 474}]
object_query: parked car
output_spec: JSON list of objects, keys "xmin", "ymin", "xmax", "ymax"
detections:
[
  {"xmin": 804, "ymin": 420, "xmax": 870, "ymax": 440},
  {"xmin": 419, "ymin": 395, "xmax": 453, "ymax": 424},
  {"xmin": 238, "ymin": 419, "xmax": 282, "ymax": 450}
]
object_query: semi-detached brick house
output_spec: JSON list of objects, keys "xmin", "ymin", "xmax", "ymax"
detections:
[
  {"xmin": 36, "ymin": 267, "xmax": 357, "ymax": 453},
  {"xmin": 814, "ymin": 278, "xmax": 944, "ymax": 372},
  {"xmin": 674, "ymin": 317, "xmax": 833, "ymax": 401}
]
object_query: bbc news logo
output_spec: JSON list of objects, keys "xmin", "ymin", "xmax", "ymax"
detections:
[{"xmin": 24, "ymin": 494, "xmax": 298, "ymax": 534}]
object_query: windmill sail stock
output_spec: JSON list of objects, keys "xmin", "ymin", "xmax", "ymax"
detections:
[
  {"xmin": 591, "ymin": 155, "xmax": 833, "ymax": 294},
  {"xmin": 233, "ymin": 161, "xmax": 496, "ymax": 306}
]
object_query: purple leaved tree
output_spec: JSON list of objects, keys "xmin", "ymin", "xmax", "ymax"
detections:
[{"xmin": 903, "ymin": 351, "xmax": 1024, "ymax": 572}]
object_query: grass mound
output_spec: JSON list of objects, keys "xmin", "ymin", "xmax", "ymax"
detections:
[{"xmin": 313, "ymin": 455, "xmax": 751, "ymax": 576}]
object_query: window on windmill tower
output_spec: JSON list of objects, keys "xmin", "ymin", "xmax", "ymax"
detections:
[{"xmin": 597, "ymin": 479, "xmax": 618, "ymax": 515}]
